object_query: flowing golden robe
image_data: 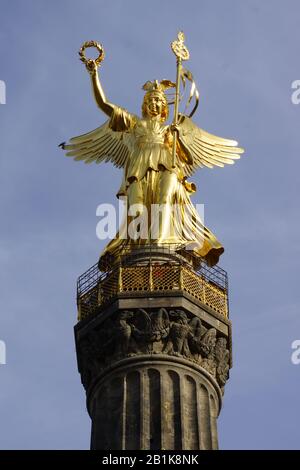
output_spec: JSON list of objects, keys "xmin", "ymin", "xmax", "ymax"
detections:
[{"xmin": 102, "ymin": 106, "xmax": 224, "ymax": 266}]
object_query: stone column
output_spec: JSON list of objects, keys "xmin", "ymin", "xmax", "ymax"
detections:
[
  {"xmin": 75, "ymin": 295, "xmax": 231, "ymax": 450},
  {"xmin": 88, "ymin": 356, "xmax": 221, "ymax": 450}
]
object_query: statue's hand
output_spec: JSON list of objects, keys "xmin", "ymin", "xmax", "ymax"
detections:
[
  {"xmin": 85, "ymin": 59, "xmax": 98, "ymax": 76},
  {"xmin": 170, "ymin": 123, "xmax": 180, "ymax": 133}
]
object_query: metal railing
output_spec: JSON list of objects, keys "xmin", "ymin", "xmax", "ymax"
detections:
[{"xmin": 77, "ymin": 245, "xmax": 228, "ymax": 321}]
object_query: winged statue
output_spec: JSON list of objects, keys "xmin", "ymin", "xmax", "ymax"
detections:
[{"xmin": 60, "ymin": 36, "xmax": 244, "ymax": 267}]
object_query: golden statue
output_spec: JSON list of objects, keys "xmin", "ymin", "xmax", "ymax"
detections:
[{"xmin": 60, "ymin": 34, "xmax": 244, "ymax": 267}]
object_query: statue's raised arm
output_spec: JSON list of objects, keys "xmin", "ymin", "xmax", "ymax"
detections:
[
  {"xmin": 59, "ymin": 42, "xmax": 133, "ymax": 169},
  {"xmin": 80, "ymin": 41, "xmax": 114, "ymax": 117},
  {"xmin": 86, "ymin": 59, "xmax": 114, "ymax": 118}
]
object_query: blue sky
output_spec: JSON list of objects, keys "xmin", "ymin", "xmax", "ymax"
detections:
[{"xmin": 0, "ymin": 0, "xmax": 300, "ymax": 449}]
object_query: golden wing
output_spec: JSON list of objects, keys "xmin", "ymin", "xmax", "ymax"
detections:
[
  {"xmin": 59, "ymin": 121, "xmax": 130, "ymax": 168},
  {"xmin": 177, "ymin": 115, "xmax": 244, "ymax": 176}
]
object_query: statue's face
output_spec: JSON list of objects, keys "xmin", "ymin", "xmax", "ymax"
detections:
[{"xmin": 144, "ymin": 93, "xmax": 164, "ymax": 118}]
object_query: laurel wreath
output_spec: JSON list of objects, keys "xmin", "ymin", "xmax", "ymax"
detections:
[{"xmin": 78, "ymin": 41, "xmax": 105, "ymax": 67}]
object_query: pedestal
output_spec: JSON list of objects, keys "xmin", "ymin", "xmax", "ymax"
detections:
[{"xmin": 75, "ymin": 249, "xmax": 232, "ymax": 450}]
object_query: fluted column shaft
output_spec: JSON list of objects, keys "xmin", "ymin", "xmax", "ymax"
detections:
[{"xmin": 89, "ymin": 356, "xmax": 221, "ymax": 450}]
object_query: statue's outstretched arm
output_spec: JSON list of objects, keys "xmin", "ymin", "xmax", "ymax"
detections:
[{"xmin": 86, "ymin": 60, "xmax": 115, "ymax": 117}]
